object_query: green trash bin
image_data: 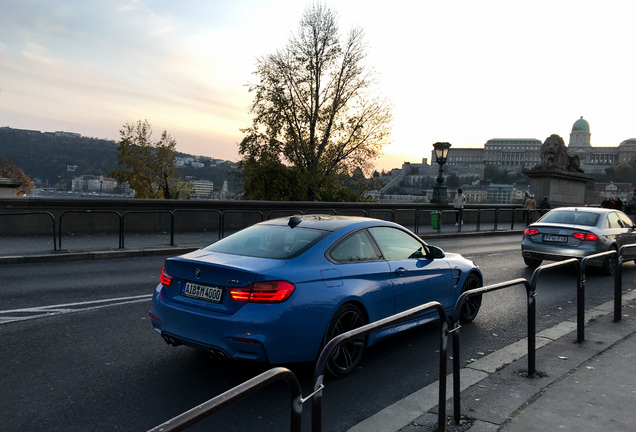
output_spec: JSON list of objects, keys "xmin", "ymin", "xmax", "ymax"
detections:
[{"xmin": 431, "ymin": 211, "xmax": 440, "ymax": 230}]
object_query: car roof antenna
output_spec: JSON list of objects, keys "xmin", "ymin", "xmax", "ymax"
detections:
[{"xmin": 288, "ymin": 216, "xmax": 302, "ymax": 229}]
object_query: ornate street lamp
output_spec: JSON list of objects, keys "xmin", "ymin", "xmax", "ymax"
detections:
[{"xmin": 431, "ymin": 141, "xmax": 451, "ymax": 204}]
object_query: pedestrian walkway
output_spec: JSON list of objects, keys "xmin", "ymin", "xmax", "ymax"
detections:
[{"xmin": 349, "ymin": 290, "xmax": 636, "ymax": 432}]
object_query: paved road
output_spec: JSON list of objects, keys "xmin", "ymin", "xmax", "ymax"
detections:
[{"xmin": 1, "ymin": 234, "xmax": 633, "ymax": 431}]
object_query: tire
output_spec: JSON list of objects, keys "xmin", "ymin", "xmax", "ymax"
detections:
[
  {"xmin": 601, "ymin": 247, "xmax": 618, "ymax": 275},
  {"xmin": 322, "ymin": 303, "xmax": 367, "ymax": 378},
  {"xmin": 459, "ymin": 273, "xmax": 482, "ymax": 323},
  {"xmin": 523, "ymin": 256, "xmax": 542, "ymax": 268}
]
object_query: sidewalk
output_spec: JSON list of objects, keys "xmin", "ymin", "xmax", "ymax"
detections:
[{"xmin": 350, "ymin": 291, "xmax": 636, "ymax": 432}]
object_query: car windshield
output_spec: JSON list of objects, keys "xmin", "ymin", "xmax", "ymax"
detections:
[
  {"xmin": 203, "ymin": 224, "xmax": 328, "ymax": 259},
  {"xmin": 540, "ymin": 211, "xmax": 600, "ymax": 227}
]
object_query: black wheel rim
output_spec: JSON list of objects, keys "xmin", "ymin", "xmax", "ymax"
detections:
[
  {"xmin": 329, "ymin": 309, "xmax": 365, "ymax": 375},
  {"xmin": 461, "ymin": 275, "xmax": 482, "ymax": 321}
]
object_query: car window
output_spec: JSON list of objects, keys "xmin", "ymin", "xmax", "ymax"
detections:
[
  {"xmin": 203, "ymin": 225, "xmax": 327, "ymax": 259},
  {"xmin": 541, "ymin": 211, "xmax": 577, "ymax": 224},
  {"xmin": 329, "ymin": 230, "xmax": 381, "ymax": 263},
  {"xmin": 367, "ymin": 226, "xmax": 425, "ymax": 261},
  {"xmin": 606, "ymin": 212, "xmax": 622, "ymax": 229},
  {"xmin": 573, "ymin": 212, "xmax": 600, "ymax": 226},
  {"xmin": 541, "ymin": 211, "xmax": 599, "ymax": 226},
  {"xmin": 617, "ymin": 212, "xmax": 634, "ymax": 228}
]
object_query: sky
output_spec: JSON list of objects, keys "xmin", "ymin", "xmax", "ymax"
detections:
[{"xmin": 2, "ymin": 0, "xmax": 636, "ymax": 172}]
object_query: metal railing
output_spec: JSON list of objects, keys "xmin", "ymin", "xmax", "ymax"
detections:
[
  {"xmin": 146, "ymin": 367, "xmax": 303, "ymax": 432},
  {"xmin": 121, "ymin": 210, "xmax": 174, "ymax": 247},
  {"xmin": 311, "ymin": 301, "xmax": 451, "ymax": 432},
  {"xmin": 3, "ymin": 205, "xmax": 529, "ymax": 254},
  {"xmin": 58, "ymin": 210, "xmax": 122, "ymax": 250},
  {"xmin": 451, "ymin": 278, "xmax": 535, "ymax": 424},
  {"xmin": 0, "ymin": 211, "xmax": 57, "ymax": 251}
]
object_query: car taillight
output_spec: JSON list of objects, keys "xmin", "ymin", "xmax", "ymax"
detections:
[
  {"xmin": 228, "ymin": 281, "xmax": 295, "ymax": 303},
  {"xmin": 524, "ymin": 228, "xmax": 540, "ymax": 236},
  {"xmin": 160, "ymin": 267, "xmax": 174, "ymax": 287},
  {"xmin": 572, "ymin": 232, "xmax": 599, "ymax": 241}
]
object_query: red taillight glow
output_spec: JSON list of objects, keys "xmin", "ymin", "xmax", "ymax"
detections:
[
  {"xmin": 228, "ymin": 281, "xmax": 296, "ymax": 303},
  {"xmin": 572, "ymin": 232, "xmax": 599, "ymax": 241},
  {"xmin": 160, "ymin": 267, "xmax": 174, "ymax": 287},
  {"xmin": 524, "ymin": 228, "xmax": 540, "ymax": 236}
]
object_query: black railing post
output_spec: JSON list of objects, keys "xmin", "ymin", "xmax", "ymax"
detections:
[
  {"xmin": 170, "ymin": 211, "xmax": 175, "ymax": 246},
  {"xmin": 312, "ymin": 302, "xmax": 450, "ymax": 432},
  {"xmin": 577, "ymin": 259, "xmax": 587, "ymax": 343},
  {"xmin": 452, "ymin": 321, "xmax": 461, "ymax": 425},
  {"xmin": 526, "ymin": 283, "xmax": 537, "ymax": 375},
  {"xmin": 451, "ymin": 278, "xmax": 531, "ymax": 422}
]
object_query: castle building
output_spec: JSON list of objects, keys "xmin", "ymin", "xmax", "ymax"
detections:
[{"xmin": 431, "ymin": 117, "xmax": 635, "ymax": 176}]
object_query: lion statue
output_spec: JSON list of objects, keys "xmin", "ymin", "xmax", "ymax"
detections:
[{"xmin": 539, "ymin": 134, "xmax": 584, "ymax": 173}]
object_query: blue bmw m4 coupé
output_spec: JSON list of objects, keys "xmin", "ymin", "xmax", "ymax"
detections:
[{"xmin": 150, "ymin": 215, "xmax": 482, "ymax": 376}]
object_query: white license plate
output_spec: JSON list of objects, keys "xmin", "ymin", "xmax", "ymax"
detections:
[
  {"xmin": 542, "ymin": 234, "xmax": 567, "ymax": 243},
  {"xmin": 182, "ymin": 282, "xmax": 223, "ymax": 303}
]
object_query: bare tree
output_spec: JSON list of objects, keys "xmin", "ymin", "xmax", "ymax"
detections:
[{"xmin": 239, "ymin": 4, "xmax": 392, "ymax": 201}]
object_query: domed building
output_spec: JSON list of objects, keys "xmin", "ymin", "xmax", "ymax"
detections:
[
  {"xmin": 564, "ymin": 116, "xmax": 636, "ymax": 173},
  {"xmin": 439, "ymin": 116, "xmax": 636, "ymax": 176},
  {"xmin": 569, "ymin": 116, "xmax": 591, "ymax": 147}
]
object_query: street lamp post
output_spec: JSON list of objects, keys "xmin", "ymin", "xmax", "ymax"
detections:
[{"xmin": 431, "ymin": 141, "xmax": 451, "ymax": 204}]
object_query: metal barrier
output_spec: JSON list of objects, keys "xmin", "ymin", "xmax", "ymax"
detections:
[
  {"xmin": 3, "ymin": 205, "xmax": 529, "ymax": 254},
  {"xmin": 219, "ymin": 210, "xmax": 264, "ymax": 238},
  {"xmin": 172, "ymin": 208, "xmax": 223, "ymax": 241},
  {"xmin": 451, "ymin": 278, "xmax": 534, "ymax": 424},
  {"xmin": 616, "ymin": 244, "xmax": 636, "ymax": 322},
  {"xmin": 0, "ymin": 211, "xmax": 57, "ymax": 251},
  {"xmin": 121, "ymin": 210, "xmax": 174, "ymax": 247},
  {"xmin": 311, "ymin": 301, "xmax": 451, "ymax": 432},
  {"xmin": 146, "ymin": 367, "xmax": 303, "ymax": 432},
  {"xmin": 58, "ymin": 210, "xmax": 122, "ymax": 250}
]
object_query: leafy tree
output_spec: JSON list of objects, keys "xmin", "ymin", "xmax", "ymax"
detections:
[
  {"xmin": 0, "ymin": 156, "xmax": 33, "ymax": 195},
  {"xmin": 238, "ymin": 4, "xmax": 392, "ymax": 201},
  {"xmin": 110, "ymin": 120, "xmax": 192, "ymax": 199}
]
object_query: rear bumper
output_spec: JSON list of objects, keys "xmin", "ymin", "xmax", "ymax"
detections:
[{"xmin": 149, "ymin": 285, "xmax": 328, "ymax": 364}]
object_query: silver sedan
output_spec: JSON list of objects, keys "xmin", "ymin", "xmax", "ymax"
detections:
[{"xmin": 521, "ymin": 207, "xmax": 636, "ymax": 274}]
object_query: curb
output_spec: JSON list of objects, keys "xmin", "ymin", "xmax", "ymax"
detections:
[{"xmin": 348, "ymin": 289, "xmax": 636, "ymax": 432}]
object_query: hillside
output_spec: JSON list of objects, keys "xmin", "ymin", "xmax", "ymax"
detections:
[{"xmin": 0, "ymin": 127, "xmax": 240, "ymax": 191}]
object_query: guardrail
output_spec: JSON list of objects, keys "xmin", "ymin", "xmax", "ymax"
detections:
[
  {"xmin": 58, "ymin": 210, "xmax": 122, "ymax": 250},
  {"xmin": 0, "ymin": 211, "xmax": 57, "ymax": 251},
  {"xmin": 2, "ymin": 205, "xmax": 528, "ymax": 254},
  {"xmin": 311, "ymin": 301, "xmax": 450, "ymax": 432},
  {"xmin": 146, "ymin": 367, "xmax": 303, "ymax": 432},
  {"xmin": 450, "ymin": 277, "xmax": 535, "ymax": 425}
]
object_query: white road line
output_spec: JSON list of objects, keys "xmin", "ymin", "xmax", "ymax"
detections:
[{"xmin": 0, "ymin": 294, "xmax": 152, "ymax": 325}]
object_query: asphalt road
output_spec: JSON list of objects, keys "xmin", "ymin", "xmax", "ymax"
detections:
[{"xmin": 1, "ymin": 234, "xmax": 633, "ymax": 432}]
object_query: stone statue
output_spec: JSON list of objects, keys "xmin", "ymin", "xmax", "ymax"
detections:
[{"xmin": 538, "ymin": 134, "xmax": 584, "ymax": 173}]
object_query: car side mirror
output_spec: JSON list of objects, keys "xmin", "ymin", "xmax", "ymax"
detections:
[{"xmin": 428, "ymin": 245, "xmax": 445, "ymax": 259}]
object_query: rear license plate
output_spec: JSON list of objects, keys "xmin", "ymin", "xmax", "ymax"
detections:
[
  {"xmin": 182, "ymin": 282, "xmax": 223, "ymax": 303},
  {"xmin": 542, "ymin": 234, "xmax": 567, "ymax": 243}
]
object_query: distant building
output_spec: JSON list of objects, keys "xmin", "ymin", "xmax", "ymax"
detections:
[
  {"xmin": 486, "ymin": 183, "xmax": 523, "ymax": 204},
  {"xmin": 55, "ymin": 131, "xmax": 81, "ymax": 138},
  {"xmin": 594, "ymin": 182, "xmax": 633, "ymax": 203},
  {"xmin": 72, "ymin": 175, "xmax": 118, "ymax": 193},
  {"xmin": 429, "ymin": 117, "xmax": 636, "ymax": 175},
  {"xmin": 189, "ymin": 179, "xmax": 214, "ymax": 198}
]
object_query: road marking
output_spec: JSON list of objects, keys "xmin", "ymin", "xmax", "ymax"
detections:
[{"xmin": 0, "ymin": 294, "xmax": 152, "ymax": 325}]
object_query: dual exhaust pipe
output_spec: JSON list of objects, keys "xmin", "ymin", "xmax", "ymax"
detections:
[{"xmin": 162, "ymin": 334, "xmax": 228, "ymax": 361}]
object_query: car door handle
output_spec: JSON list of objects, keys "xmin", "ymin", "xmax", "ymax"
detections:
[{"xmin": 394, "ymin": 267, "xmax": 407, "ymax": 276}]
